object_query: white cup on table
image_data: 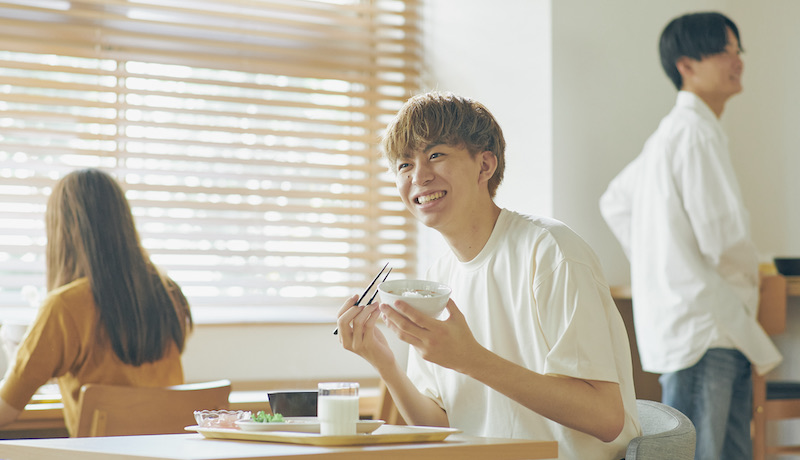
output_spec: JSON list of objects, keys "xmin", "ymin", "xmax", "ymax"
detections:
[{"xmin": 317, "ymin": 382, "xmax": 359, "ymax": 436}]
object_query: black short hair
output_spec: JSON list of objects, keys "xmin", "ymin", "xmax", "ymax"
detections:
[{"xmin": 659, "ymin": 12, "xmax": 742, "ymax": 90}]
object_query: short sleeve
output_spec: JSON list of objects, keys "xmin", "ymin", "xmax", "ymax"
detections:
[
  {"xmin": 535, "ymin": 259, "xmax": 621, "ymax": 383},
  {"xmin": 406, "ymin": 346, "xmax": 445, "ymax": 410},
  {"xmin": 0, "ymin": 294, "xmax": 80, "ymax": 410}
]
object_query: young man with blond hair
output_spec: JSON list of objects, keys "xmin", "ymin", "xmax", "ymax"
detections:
[{"xmin": 337, "ymin": 91, "xmax": 640, "ymax": 460}]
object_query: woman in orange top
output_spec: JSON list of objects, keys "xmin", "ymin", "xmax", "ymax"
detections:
[{"xmin": 0, "ymin": 168, "xmax": 193, "ymax": 435}]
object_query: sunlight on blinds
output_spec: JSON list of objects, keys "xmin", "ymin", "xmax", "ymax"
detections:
[{"xmin": 0, "ymin": 0, "xmax": 420, "ymax": 309}]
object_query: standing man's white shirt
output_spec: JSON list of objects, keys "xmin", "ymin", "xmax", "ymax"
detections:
[
  {"xmin": 408, "ymin": 209, "xmax": 640, "ymax": 460},
  {"xmin": 599, "ymin": 91, "xmax": 781, "ymax": 375}
]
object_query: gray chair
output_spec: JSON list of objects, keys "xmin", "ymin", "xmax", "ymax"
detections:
[{"xmin": 625, "ymin": 399, "xmax": 696, "ymax": 460}]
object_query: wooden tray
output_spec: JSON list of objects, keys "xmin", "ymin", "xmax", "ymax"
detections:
[{"xmin": 186, "ymin": 424, "xmax": 461, "ymax": 446}]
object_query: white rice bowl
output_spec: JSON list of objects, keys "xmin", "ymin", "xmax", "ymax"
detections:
[{"xmin": 377, "ymin": 279, "xmax": 451, "ymax": 318}]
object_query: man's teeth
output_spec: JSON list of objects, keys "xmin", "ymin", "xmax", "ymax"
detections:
[{"xmin": 417, "ymin": 191, "xmax": 445, "ymax": 204}]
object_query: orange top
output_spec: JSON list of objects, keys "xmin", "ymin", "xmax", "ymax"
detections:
[{"xmin": 0, "ymin": 278, "xmax": 184, "ymax": 435}]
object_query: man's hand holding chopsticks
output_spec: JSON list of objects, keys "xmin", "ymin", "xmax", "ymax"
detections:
[{"xmin": 336, "ymin": 294, "xmax": 397, "ymax": 373}]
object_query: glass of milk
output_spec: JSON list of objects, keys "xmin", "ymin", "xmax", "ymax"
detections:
[{"xmin": 317, "ymin": 382, "xmax": 359, "ymax": 436}]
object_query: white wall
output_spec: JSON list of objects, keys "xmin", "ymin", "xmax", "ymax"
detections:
[
  {"xmin": 724, "ymin": 2, "xmax": 800, "ymax": 259},
  {"xmin": 420, "ymin": 0, "xmax": 552, "ymax": 218},
  {"xmin": 551, "ymin": 0, "xmax": 681, "ymax": 284},
  {"xmin": 415, "ymin": 0, "xmax": 551, "ymax": 272},
  {"xmin": 182, "ymin": 322, "xmax": 404, "ymax": 384}
]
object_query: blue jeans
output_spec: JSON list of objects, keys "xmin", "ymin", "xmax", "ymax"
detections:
[{"xmin": 659, "ymin": 348, "xmax": 752, "ymax": 460}]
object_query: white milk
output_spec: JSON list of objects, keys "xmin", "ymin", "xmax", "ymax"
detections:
[{"xmin": 317, "ymin": 395, "xmax": 358, "ymax": 436}]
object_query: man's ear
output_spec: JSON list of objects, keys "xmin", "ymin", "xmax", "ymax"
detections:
[
  {"xmin": 676, "ymin": 56, "xmax": 694, "ymax": 82},
  {"xmin": 478, "ymin": 150, "xmax": 498, "ymax": 183}
]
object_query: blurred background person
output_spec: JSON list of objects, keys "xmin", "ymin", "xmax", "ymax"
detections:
[
  {"xmin": 600, "ymin": 12, "xmax": 780, "ymax": 459},
  {"xmin": 0, "ymin": 168, "xmax": 193, "ymax": 436}
]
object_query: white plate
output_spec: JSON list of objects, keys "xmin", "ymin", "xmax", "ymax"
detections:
[{"xmin": 236, "ymin": 417, "xmax": 384, "ymax": 434}]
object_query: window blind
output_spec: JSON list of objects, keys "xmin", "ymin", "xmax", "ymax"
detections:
[{"xmin": 0, "ymin": 0, "xmax": 421, "ymax": 310}]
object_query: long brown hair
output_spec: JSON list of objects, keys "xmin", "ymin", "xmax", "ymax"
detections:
[{"xmin": 45, "ymin": 168, "xmax": 193, "ymax": 366}]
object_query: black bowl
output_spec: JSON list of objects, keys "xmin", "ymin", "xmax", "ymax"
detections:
[
  {"xmin": 774, "ymin": 258, "xmax": 800, "ymax": 276},
  {"xmin": 267, "ymin": 390, "xmax": 318, "ymax": 417}
]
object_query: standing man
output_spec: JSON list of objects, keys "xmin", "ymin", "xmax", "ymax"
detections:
[
  {"xmin": 337, "ymin": 91, "xmax": 640, "ymax": 460},
  {"xmin": 600, "ymin": 11, "xmax": 781, "ymax": 460}
]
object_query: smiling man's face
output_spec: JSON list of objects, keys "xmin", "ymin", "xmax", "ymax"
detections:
[
  {"xmin": 680, "ymin": 27, "xmax": 744, "ymax": 113},
  {"xmin": 394, "ymin": 143, "xmax": 492, "ymax": 234}
]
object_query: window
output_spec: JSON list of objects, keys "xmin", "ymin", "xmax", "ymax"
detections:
[{"xmin": 0, "ymin": 0, "xmax": 421, "ymax": 311}]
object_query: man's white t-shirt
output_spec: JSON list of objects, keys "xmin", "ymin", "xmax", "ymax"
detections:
[{"xmin": 407, "ymin": 209, "xmax": 640, "ymax": 460}]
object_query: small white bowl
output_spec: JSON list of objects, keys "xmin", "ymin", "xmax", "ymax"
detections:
[
  {"xmin": 378, "ymin": 279, "xmax": 451, "ymax": 318},
  {"xmin": 193, "ymin": 410, "xmax": 251, "ymax": 428}
]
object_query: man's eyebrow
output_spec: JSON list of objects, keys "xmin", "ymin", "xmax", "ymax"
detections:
[
  {"xmin": 398, "ymin": 143, "xmax": 445, "ymax": 160},
  {"xmin": 423, "ymin": 143, "xmax": 444, "ymax": 153}
]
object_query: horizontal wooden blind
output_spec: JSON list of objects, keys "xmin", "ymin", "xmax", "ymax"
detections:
[{"xmin": 0, "ymin": 0, "xmax": 420, "ymax": 309}]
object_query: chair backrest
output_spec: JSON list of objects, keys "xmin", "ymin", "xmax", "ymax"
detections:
[
  {"xmin": 626, "ymin": 399, "xmax": 696, "ymax": 460},
  {"xmin": 75, "ymin": 379, "xmax": 232, "ymax": 437}
]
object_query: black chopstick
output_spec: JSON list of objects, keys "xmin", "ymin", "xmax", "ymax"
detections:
[
  {"xmin": 333, "ymin": 262, "xmax": 390, "ymax": 335},
  {"xmin": 366, "ymin": 267, "xmax": 392, "ymax": 305}
]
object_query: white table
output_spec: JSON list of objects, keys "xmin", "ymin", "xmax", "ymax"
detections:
[{"xmin": 0, "ymin": 432, "xmax": 557, "ymax": 460}]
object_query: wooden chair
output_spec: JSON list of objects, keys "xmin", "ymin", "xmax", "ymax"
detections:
[
  {"xmin": 753, "ymin": 275, "xmax": 800, "ymax": 459},
  {"xmin": 75, "ymin": 379, "xmax": 232, "ymax": 437}
]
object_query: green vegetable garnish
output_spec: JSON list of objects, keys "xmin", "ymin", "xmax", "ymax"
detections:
[{"xmin": 251, "ymin": 411, "xmax": 285, "ymax": 423}]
